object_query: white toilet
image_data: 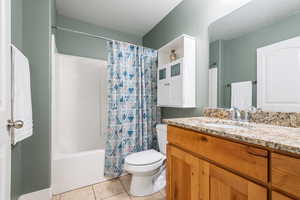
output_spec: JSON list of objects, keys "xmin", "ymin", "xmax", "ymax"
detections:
[{"xmin": 124, "ymin": 124, "xmax": 167, "ymax": 197}]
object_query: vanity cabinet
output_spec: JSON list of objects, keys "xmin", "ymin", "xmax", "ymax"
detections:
[
  {"xmin": 167, "ymin": 144, "xmax": 267, "ymax": 200},
  {"xmin": 167, "ymin": 125, "xmax": 299, "ymax": 200},
  {"xmin": 167, "ymin": 126, "xmax": 268, "ymax": 183}
]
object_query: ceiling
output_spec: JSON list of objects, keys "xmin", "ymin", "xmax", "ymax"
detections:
[
  {"xmin": 56, "ymin": 0, "xmax": 183, "ymax": 37},
  {"xmin": 209, "ymin": 0, "xmax": 300, "ymax": 41}
]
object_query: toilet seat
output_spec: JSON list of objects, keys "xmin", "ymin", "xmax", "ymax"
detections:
[
  {"xmin": 125, "ymin": 149, "xmax": 164, "ymax": 166},
  {"xmin": 124, "ymin": 150, "xmax": 166, "ymax": 173}
]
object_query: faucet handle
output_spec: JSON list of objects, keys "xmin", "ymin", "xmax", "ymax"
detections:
[
  {"xmin": 229, "ymin": 107, "xmax": 236, "ymax": 120},
  {"xmin": 244, "ymin": 106, "xmax": 257, "ymax": 122},
  {"xmin": 230, "ymin": 107, "xmax": 241, "ymax": 121},
  {"xmin": 247, "ymin": 106, "xmax": 257, "ymax": 113}
]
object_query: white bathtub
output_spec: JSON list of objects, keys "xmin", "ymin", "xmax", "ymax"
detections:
[
  {"xmin": 52, "ymin": 54, "xmax": 108, "ymax": 194},
  {"xmin": 52, "ymin": 148, "xmax": 107, "ymax": 194}
]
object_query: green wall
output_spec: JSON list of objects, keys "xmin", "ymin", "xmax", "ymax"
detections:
[
  {"xmin": 22, "ymin": 0, "xmax": 52, "ymax": 194},
  {"xmin": 55, "ymin": 15, "xmax": 142, "ymax": 60},
  {"xmin": 11, "ymin": 0, "xmax": 53, "ymax": 198},
  {"xmin": 209, "ymin": 40, "xmax": 220, "ymax": 69},
  {"xmin": 143, "ymin": 1, "xmax": 210, "ymax": 119},
  {"xmin": 11, "ymin": 0, "xmax": 23, "ymax": 199},
  {"xmin": 211, "ymin": 13, "xmax": 300, "ymax": 108}
]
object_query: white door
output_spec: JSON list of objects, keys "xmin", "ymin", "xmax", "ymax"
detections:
[
  {"xmin": 0, "ymin": 0, "xmax": 12, "ymax": 200},
  {"xmin": 257, "ymin": 36, "xmax": 300, "ymax": 112}
]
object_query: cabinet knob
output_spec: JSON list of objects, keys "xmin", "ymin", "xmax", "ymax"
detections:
[{"xmin": 199, "ymin": 136, "xmax": 208, "ymax": 142}]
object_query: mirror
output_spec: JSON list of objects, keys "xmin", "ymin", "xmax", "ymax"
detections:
[{"xmin": 208, "ymin": 0, "xmax": 300, "ymax": 111}]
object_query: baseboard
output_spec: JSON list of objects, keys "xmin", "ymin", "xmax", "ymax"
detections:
[{"xmin": 18, "ymin": 188, "xmax": 52, "ymax": 200}]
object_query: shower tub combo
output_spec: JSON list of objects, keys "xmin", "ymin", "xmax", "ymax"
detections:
[{"xmin": 52, "ymin": 53, "xmax": 108, "ymax": 194}]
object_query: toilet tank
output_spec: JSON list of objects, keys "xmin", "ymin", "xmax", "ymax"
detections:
[{"xmin": 156, "ymin": 124, "xmax": 167, "ymax": 155}]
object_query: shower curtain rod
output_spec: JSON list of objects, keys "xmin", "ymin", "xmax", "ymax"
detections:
[{"xmin": 52, "ymin": 25, "xmax": 132, "ymax": 44}]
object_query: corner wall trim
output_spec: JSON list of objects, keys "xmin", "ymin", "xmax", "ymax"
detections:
[{"xmin": 18, "ymin": 188, "xmax": 52, "ymax": 200}]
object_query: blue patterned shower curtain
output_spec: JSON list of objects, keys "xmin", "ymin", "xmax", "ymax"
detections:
[{"xmin": 104, "ymin": 41, "xmax": 160, "ymax": 177}]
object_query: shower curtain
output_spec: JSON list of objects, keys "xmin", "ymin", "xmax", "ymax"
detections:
[{"xmin": 104, "ymin": 41, "xmax": 160, "ymax": 177}]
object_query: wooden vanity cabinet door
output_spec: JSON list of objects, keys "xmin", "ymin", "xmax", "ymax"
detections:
[
  {"xmin": 272, "ymin": 153, "xmax": 300, "ymax": 198},
  {"xmin": 210, "ymin": 165, "xmax": 267, "ymax": 200},
  {"xmin": 272, "ymin": 192, "xmax": 294, "ymax": 200},
  {"xmin": 167, "ymin": 145, "xmax": 209, "ymax": 200}
]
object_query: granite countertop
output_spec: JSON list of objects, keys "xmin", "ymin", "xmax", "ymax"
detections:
[{"xmin": 163, "ymin": 117, "xmax": 300, "ymax": 155}]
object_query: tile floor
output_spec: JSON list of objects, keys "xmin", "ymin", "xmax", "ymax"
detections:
[{"xmin": 52, "ymin": 175, "xmax": 166, "ymax": 200}]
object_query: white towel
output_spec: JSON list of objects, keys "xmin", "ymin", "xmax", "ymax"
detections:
[
  {"xmin": 231, "ymin": 81, "xmax": 252, "ymax": 110},
  {"xmin": 208, "ymin": 68, "xmax": 218, "ymax": 108},
  {"xmin": 11, "ymin": 45, "xmax": 33, "ymax": 145}
]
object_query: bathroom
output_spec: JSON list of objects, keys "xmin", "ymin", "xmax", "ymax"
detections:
[{"xmin": 1, "ymin": 0, "xmax": 300, "ymax": 200}]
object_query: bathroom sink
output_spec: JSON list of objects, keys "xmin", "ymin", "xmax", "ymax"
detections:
[{"xmin": 202, "ymin": 123, "xmax": 248, "ymax": 130}]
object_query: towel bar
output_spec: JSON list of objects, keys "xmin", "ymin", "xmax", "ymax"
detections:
[{"xmin": 225, "ymin": 80, "xmax": 257, "ymax": 88}]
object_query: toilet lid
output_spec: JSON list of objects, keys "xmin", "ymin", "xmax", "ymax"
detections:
[{"xmin": 125, "ymin": 149, "xmax": 164, "ymax": 166}]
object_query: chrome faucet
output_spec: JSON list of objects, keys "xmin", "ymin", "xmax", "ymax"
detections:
[
  {"xmin": 230, "ymin": 107, "xmax": 241, "ymax": 121},
  {"xmin": 230, "ymin": 106, "xmax": 259, "ymax": 122}
]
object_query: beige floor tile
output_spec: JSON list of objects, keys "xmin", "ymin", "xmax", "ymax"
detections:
[
  {"xmin": 60, "ymin": 186, "xmax": 95, "ymax": 200},
  {"xmin": 130, "ymin": 192, "xmax": 165, "ymax": 200},
  {"xmin": 160, "ymin": 188, "xmax": 166, "ymax": 197},
  {"xmin": 52, "ymin": 195, "xmax": 61, "ymax": 200},
  {"xmin": 104, "ymin": 192, "xmax": 131, "ymax": 200},
  {"xmin": 119, "ymin": 175, "xmax": 132, "ymax": 193},
  {"xmin": 93, "ymin": 179, "xmax": 125, "ymax": 200}
]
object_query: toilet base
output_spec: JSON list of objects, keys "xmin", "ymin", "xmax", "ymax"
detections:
[{"xmin": 129, "ymin": 169, "xmax": 166, "ymax": 197}]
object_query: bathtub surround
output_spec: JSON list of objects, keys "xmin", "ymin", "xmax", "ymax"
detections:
[
  {"xmin": 52, "ymin": 54, "xmax": 108, "ymax": 194},
  {"xmin": 55, "ymin": 15, "xmax": 142, "ymax": 60},
  {"xmin": 203, "ymin": 107, "xmax": 300, "ymax": 128},
  {"xmin": 105, "ymin": 41, "xmax": 160, "ymax": 177}
]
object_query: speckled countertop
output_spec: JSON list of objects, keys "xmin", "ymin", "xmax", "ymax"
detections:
[{"xmin": 163, "ymin": 117, "xmax": 300, "ymax": 155}]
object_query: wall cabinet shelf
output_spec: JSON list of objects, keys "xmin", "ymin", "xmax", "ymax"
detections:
[{"xmin": 157, "ymin": 35, "xmax": 196, "ymax": 107}]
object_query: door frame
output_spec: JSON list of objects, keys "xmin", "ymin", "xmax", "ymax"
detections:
[{"xmin": 0, "ymin": 0, "xmax": 12, "ymax": 199}]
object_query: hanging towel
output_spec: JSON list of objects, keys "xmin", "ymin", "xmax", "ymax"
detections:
[
  {"xmin": 11, "ymin": 45, "xmax": 33, "ymax": 145},
  {"xmin": 231, "ymin": 81, "xmax": 252, "ymax": 110},
  {"xmin": 209, "ymin": 68, "xmax": 218, "ymax": 108}
]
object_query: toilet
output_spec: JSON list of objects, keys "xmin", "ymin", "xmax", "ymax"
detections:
[{"xmin": 124, "ymin": 124, "xmax": 167, "ymax": 196}]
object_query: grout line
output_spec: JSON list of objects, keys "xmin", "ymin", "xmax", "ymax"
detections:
[
  {"xmin": 102, "ymin": 192, "xmax": 125, "ymax": 200},
  {"xmin": 119, "ymin": 176, "xmax": 133, "ymax": 200},
  {"xmin": 52, "ymin": 194, "xmax": 61, "ymax": 200},
  {"xmin": 91, "ymin": 184, "xmax": 97, "ymax": 200}
]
